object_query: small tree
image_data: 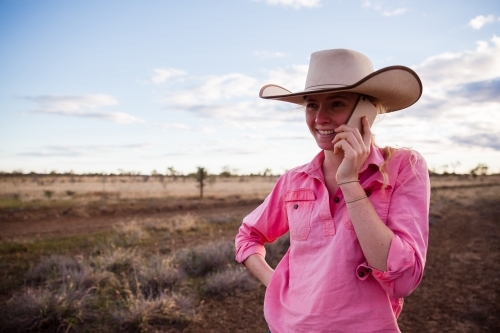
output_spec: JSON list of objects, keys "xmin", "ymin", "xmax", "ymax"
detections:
[
  {"xmin": 262, "ymin": 168, "xmax": 272, "ymax": 177},
  {"xmin": 168, "ymin": 166, "xmax": 178, "ymax": 181},
  {"xmin": 220, "ymin": 165, "xmax": 232, "ymax": 178},
  {"xmin": 196, "ymin": 167, "xmax": 207, "ymax": 198},
  {"xmin": 470, "ymin": 163, "xmax": 488, "ymax": 178}
]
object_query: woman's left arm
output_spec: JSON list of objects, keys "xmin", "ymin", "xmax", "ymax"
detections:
[
  {"xmin": 333, "ymin": 116, "xmax": 395, "ymax": 271},
  {"xmin": 333, "ymin": 117, "xmax": 430, "ymax": 298},
  {"xmin": 340, "ymin": 182, "xmax": 395, "ymax": 271},
  {"xmin": 352, "ymin": 153, "xmax": 430, "ymax": 298}
]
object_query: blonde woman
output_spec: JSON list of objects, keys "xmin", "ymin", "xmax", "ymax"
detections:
[{"xmin": 235, "ymin": 49, "xmax": 430, "ymax": 333}]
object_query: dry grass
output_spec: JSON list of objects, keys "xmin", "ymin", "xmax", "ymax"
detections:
[
  {"xmin": 175, "ymin": 241, "xmax": 235, "ymax": 278},
  {"xmin": 0, "ymin": 175, "xmax": 278, "ymax": 204},
  {"xmin": 204, "ymin": 267, "xmax": 258, "ymax": 296},
  {"xmin": 0, "ymin": 212, "xmax": 258, "ymax": 332}
]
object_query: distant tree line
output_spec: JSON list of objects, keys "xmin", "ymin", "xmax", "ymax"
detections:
[{"xmin": 2, "ymin": 163, "xmax": 496, "ymax": 179}]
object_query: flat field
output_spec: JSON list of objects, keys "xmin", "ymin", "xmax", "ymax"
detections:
[{"xmin": 0, "ymin": 174, "xmax": 499, "ymax": 332}]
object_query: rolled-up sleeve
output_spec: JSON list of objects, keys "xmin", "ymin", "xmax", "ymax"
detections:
[
  {"xmin": 235, "ymin": 173, "xmax": 290, "ymax": 264},
  {"xmin": 357, "ymin": 151, "xmax": 430, "ymax": 298}
]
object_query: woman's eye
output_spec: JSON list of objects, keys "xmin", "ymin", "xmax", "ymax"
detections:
[
  {"xmin": 306, "ymin": 103, "xmax": 317, "ymax": 108},
  {"xmin": 332, "ymin": 101, "xmax": 345, "ymax": 107}
]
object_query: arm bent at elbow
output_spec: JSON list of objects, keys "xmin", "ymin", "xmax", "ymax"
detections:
[{"xmin": 243, "ymin": 254, "xmax": 274, "ymax": 287}]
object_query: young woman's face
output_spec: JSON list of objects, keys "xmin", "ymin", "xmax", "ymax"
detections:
[{"xmin": 305, "ymin": 92, "xmax": 359, "ymax": 150}]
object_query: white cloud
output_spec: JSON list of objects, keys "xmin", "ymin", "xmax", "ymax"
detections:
[
  {"xmin": 252, "ymin": 0, "xmax": 321, "ymax": 10},
  {"xmin": 253, "ymin": 51, "xmax": 287, "ymax": 58},
  {"xmin": 381, "ymin": 35, "xmax": 500, "ymax": 156},
  {"xmin": 159, "ymin": 65, "xmax": 307, "ymax": 128},
  {"xmin": 151, "ymin": 68, "xmax": 187, "ymax": 84},
  {"xmin": 468, "ymin": 14, "xmax": 497, "ymax": 30},
  {"xmin": 414, "ymin": 35, "xmax": 500, "ymax": 92},
  {"xmin": 24, "ymin": 94, "xmax": 144, "ymax": 124},
  {"xmin": 266, "ymin": 65, "xmax": 308, "ymax": 92},
  {"xmin": 163, "ymin": 73, "xmax": 259, "ymax": 108},
  {"xmin": 362, "ymin": 1, "xmax": 407, "ymax": 17},
  {"xmin": 382, "ymin": 8, "xmax": 406, "ymax": 16},
  {"xmin": 19, "ymin": 143, "xmax": 153, "ymax": 157},
  {"xmin": 26, "ymin": 94, "xmax": 117, "ymax": 111},
  {"xmin": 158, "ymin": 122, "xmax": 191, "ymax": 130}
]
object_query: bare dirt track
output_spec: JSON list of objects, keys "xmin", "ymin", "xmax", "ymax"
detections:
[{"xmin": 1, "ymin": 181, "xmax": 500, "ymax": 332}]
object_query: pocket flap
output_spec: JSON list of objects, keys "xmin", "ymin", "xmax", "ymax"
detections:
[{"xmin": 284, "ymin": 189, "xmax": 316, "ymax": 202}]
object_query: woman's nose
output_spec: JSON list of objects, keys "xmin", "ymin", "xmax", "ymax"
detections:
[{"xmin": 315, "ymin": 106, "xmax": 331, "ymax": 124}]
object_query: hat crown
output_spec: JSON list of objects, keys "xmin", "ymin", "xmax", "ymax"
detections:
[{"xmin": 305, "ymin": 49, "xmax": 374, "ymax": 91}]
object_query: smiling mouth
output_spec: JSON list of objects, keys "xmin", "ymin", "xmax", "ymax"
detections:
[{"xmin": 317, "ymin": 129, "xmax": 335, "ymax": 135}]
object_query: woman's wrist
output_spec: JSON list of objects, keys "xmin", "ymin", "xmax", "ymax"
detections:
[
  {"xmin": 337, "ymin": 179, "xmax": 359, "ymax": 186},
  {"xmin": 338, "ymin": 181, "xmax": 365, "ymax": 201}
]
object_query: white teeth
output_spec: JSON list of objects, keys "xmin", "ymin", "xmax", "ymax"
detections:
[{"xmin": 318, "ymin": 130, "xmax": 334, "ymax": 135}]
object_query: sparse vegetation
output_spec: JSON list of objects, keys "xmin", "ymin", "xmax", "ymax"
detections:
[
  {"xmin": 204, "ymin": 267, "xmax": 258, "ymax": 296},
  {"xmin": 0, "ymin": 215, "xmax": 258, "ymax": 332},
  {"xmin": 1, "ymin": 172, "xmax": 500, "ymax": 332},
  {"xmin": 176, "ymin": 241, "xmax": 234, "ymax": 277},
  {"xmin": 43, "ymin": 190, "xmax": 54, "ymax": 199}
]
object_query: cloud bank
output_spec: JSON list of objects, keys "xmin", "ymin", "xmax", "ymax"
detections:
[
  {"xmin": 24, "ymin": 94, "xmax": 144, "ymax": 124},
  {"xmin": 159, "ymin": 36, "xmax": 500, "ymax": 154}
]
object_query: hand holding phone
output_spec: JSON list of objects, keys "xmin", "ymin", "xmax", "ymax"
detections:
[{"xmin": 346, "ymin": 96, "xmax": 378, "ymax": 134}]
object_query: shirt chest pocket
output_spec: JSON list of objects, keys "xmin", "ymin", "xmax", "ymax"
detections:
[{"xmin": 284, "ymin": 189, "xmax": 316, "ymax": 241}]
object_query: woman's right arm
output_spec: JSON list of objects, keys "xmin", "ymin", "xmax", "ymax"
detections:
[
  {"xmin": 235, "ymin": 174, "xmax": 289, "ymax": 286},
  {"xmin": 244, "ymin": 254, "xmax": 274, "ymax": 287}
]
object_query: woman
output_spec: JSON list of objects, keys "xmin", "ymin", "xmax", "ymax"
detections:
[{"xmin": 235, "ymin": 49, "xmax": 430, "ymax": 332}]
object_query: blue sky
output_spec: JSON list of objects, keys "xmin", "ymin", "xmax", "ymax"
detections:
[{"xmin": 1, "ymin": 0, "xmax": 499, "ymax": 175}]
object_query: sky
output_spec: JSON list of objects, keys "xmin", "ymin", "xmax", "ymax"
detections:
[{"xmin": 1, "ymin": 0, "xmax": 499, "ymax": 176}]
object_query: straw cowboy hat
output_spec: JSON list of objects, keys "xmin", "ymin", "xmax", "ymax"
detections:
[{"xmin": 259, "ymin": 49, "xmax": 422, "ymax": 112}]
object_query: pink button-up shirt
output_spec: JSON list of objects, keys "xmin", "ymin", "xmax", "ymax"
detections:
[{"xmin": 235, "ymin": 146, "xmax": 430, "ymax": 333}]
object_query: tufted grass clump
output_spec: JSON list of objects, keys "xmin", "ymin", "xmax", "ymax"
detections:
[
  {"xmin": 137, "ymin": 255, "xmax": 185, "ymax": 298},
  {"xmin": 110, "ymin": 221, "xmax": 149, "ymax": 248},
  {"xmin": 175, "ymin": 241, "xmax": 234, "ymax": 277},
  {"xmin": 112, "ymin": 285, "xmax": 194, "ymax": 332},
  {"xmin": 204, "ymin": 267, "xmax": 258, "ymax": 296},
  {"xmin": 0, "ymin": 284, "xmax": 96, "ymax": 333},
  {"xmin": 26, "ymin": 254, "xmax": 84, "ymax": 285}
]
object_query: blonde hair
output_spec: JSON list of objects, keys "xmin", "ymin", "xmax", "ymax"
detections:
[
  {"xmin": 369, "ymin": 97, "xmax": 419, "ymax": 188},
  {"xmin": 369, "ymin": 98, "xmax": 397, "ymax": 188}
]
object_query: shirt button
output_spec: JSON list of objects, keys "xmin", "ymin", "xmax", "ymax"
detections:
[
  {"xmin": 358, "ymin": 271, "xmax": 365, "ymax": 277},
  {"xmin": 365, "ymin": 191, "xmax": 371, "ymax": 197},
  {"xmin": 333, "ymin": 197, "xmax": 340, "ymax": 203},
  {"xmin": 293, "ymin": 204, "xmax": 298, "ymax": 209}
]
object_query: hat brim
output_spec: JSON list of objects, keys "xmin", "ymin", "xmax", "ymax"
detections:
[{"xmin": 259, "ymin": 66, "xmax": 422, "ymax": 112}]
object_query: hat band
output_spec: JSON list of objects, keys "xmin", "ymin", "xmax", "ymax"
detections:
[{"xmin": 304, "ymin": 84, "xmax": 349, "ymax": 91}]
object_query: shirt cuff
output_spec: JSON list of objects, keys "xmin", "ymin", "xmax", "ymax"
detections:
[
  {"xmin": 356, "ymin": 235, "xmax": 415, "ymax": 282},
  {"xmin": 235, "ymin": 243, "xmax": 266, "ymax": 264}
]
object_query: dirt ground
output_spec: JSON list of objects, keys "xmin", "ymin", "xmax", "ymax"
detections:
[{"xmin": 1, "ymin": 180, "xmax": 499, "ymax": 332}]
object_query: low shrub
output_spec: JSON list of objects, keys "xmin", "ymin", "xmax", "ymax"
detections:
[
  {"xmin": 112, "ymin": 287, "xmax": 194, "ymax": 332},
  {"xmin": 111, "ymin": 221, "xmax": 149, "ymax": 247},
  {"xmin": 175, "ymin": 241, "xmax": 234, "ymax": 277},
  {"xmin": 137, "ymin": 255, "xmax": 185, "ymax": 298},
  {"xmin": 26, "ymin": 255, "xmax": 84, "ymax": 285},
  {"xmin": 92, "ymin": 247, "xmax": 139, "ymax": 276},
  {"xmin": 0, "ymin": 284, "xmax": 95, "ymax": 333},
  {"xmin": 204, "ymin": 267, "xmax": 258, "ymax": 296}
]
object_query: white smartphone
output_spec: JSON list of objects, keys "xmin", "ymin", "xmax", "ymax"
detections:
[{"xmin": 346, "ymin": 96, "xmax": 378, "ymax": 134}]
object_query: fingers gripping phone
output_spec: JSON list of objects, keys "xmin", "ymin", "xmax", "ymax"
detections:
[{"xmin": 346, "ymin": 95, "xmax": 378, "ymax": 134}]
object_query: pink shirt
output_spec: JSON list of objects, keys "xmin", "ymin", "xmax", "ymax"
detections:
[{"xmin": 235, "ymin": 146, "xmax": 430, "ymax": 333}]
